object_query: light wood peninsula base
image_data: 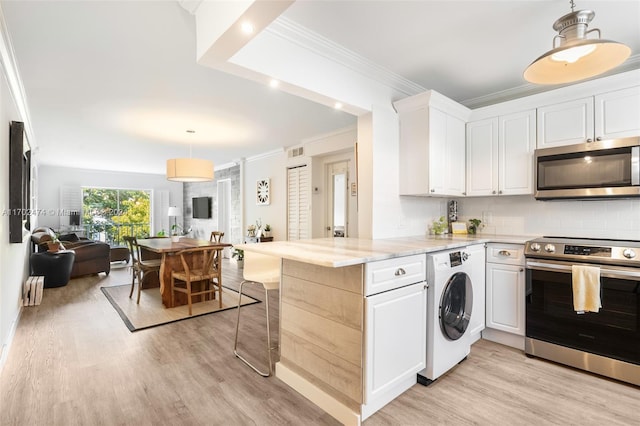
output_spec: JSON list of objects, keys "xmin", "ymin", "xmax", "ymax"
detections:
[{"xmin": 278, "ymin": 259, "xmax": 364, "ymax": 425}]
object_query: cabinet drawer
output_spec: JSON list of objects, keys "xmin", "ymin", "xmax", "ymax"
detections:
[
  {"xmin": 486, "ymin": 244, "xmax": 524, "ymax": 266},
  {"xmin": 365, "ymin": 254, "xmax": 426, "ymax": 296}
]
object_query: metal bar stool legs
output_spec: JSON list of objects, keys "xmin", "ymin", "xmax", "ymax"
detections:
[{"xmin": 233, "ymin": 280, "xmax": 274, "ymax": 377}]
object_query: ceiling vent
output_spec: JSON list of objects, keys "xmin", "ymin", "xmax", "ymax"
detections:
[{"xmin": 288, "ymin": 147, "xmax": 304, "ymax": 158}]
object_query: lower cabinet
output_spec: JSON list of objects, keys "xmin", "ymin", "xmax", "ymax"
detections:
[
  {"xmin": 484, "ymin": 243, "xmax": 526, "ymax": 349},
  {"xmin": 363, "ymin": 281, "xmax": 427, "ymax": 418}
]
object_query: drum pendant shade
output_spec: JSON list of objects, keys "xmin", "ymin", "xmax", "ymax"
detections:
[{"xmin": 166, "ymin": 158, "xmax": 214, "ymax": 182}]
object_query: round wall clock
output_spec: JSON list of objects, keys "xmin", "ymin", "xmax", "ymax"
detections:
[{"xmin": 257, "ymin": 178, "xmax": 270, "ymax": 205}]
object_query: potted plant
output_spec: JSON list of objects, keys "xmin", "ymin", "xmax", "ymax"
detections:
[
  {"xmin": 263, "ymin": 224, "xmax": 271, "ymax": 237},
  {"xmin": 46, "ymin": 235, "xmax": 62, "ymax": 252},
  {"xmin": 468, "ymin": 218, "xmax": 483, "ymax": 234},
  {"xmin": 171, "ymin": 224, "xmax": 182, "ymax": 242},
  {"xmin": 232, "ymin": 248, "xmax": 244, "ymax": 269},
  {"xmin": 430, "ymin": 216, "xmax": 448, "ymax": 235}
]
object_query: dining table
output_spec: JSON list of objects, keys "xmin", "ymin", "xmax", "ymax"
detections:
[{"xmin": 136, "ymin": 237, "xmax": 231, "ymax": 308}]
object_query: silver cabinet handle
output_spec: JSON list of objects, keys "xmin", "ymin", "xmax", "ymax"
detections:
[
  {"xmin": 587, "ymin": 138, "xmax": 593, "ymax": 143},
  {"xmin": 492, "ymin": 190, "xmax": 496, "ymax": 194},
  {"xmin": 430, "ymin": 189, "xmax": 435, "ymax": 193},
  {"xmin": 520, "ymin": 268, "xmax": 524, "ymax": 272},
  {"xmin": 424, "ymin": 284, "xmax": 428, "ymax": 290},
  {"xmin": 596, "ymin": 137, "xmax": 602, "ymax": 141},
  {"xmin": 395, "ymin": 268, "xmax": 406, "ymax": 276},
  {"xmin": 498, "ymin": 250, "xmax": 511, "ymax": 256}
]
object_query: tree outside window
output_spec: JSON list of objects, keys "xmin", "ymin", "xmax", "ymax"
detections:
[{"xmin": 82, "ymin": 188, "xmax": 151, "ymax": 245}]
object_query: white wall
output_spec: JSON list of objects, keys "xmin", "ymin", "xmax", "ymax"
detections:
[
  {"xmin": 36, "ymin": 165, "xmax": 183, "ymax": 235},
  {"xmin": 0, "ymin": 60, "xmax": 30, "ymax": 370},
  {"xmin": 243, "ymin": 151, "xmax": 288, "ymax": 241}
]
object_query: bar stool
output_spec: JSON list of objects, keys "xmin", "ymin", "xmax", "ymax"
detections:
[{"xmin": 233, "ymin": 251, "xmax": 281, "ymax": 377}]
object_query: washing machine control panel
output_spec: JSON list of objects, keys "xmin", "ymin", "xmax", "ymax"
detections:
[{"xmin": 449, "ymin": 251, "xmax": 463, "ymax": 267}]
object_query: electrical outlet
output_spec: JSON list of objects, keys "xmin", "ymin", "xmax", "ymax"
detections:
[{"xmin": 482, "ymin": 211, "xmax": 493, "ymax": 225}]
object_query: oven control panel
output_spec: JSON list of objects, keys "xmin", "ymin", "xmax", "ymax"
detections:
[
  {"xmin": 525, "ymin": 238, "xmax": 640, "ymax": 266},
  {"xmin": 564, "ymin": 245, "xmax": 612, "ymax": 257}
]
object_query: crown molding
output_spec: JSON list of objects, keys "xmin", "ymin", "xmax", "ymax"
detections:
[
  {"xmin": 462, "ymin": 54, "xmax": 640, "ymax": 109},
  {"xmin": 0, "ymin": 5, "xmax": 36, "ymax": 150},
  {"xmin": 266, "ymin": 16, "xmax": 425, "ymax": 98},
  {"xmin": 246, "ymin": 147, "xmax": 286, "ymax": 163}
]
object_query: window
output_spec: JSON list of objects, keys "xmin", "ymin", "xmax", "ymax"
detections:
[{"xmin": 82, "ymin": 188, "xmax": 151, "ymax": 245}]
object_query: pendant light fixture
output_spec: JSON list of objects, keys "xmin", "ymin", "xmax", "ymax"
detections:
[
  {"xmin": 166, "ymin": 130, "xmax": 214, "ymax": 182},
  {"xmin": 524, "ymin": 0, "xmax": 631, "ymax": 85}
]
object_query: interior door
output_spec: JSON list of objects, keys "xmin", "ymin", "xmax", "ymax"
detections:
[{"xmin": 326, "ymin": 161, "xmax": 349, "ymax": 237}]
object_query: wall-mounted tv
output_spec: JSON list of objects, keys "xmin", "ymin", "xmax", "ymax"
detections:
[{"xmin": 192, "ymin": 196, "xmax": 212, "ymax": 219}]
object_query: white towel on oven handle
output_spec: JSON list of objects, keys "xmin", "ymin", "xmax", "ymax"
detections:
[{"xmin": 572, "ymin": 265, "xmax": 602, "ymax": 313}]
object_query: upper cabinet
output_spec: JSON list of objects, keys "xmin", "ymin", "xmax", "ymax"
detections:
[
  {"xmin": 467, "ymin": 110, "xmax": 535, "ymax": 196},
  {"xmin": 395, "ymin": 91, "xmax": 470, "ymax": 197},
  {"xmin": 537, "ymin": 86, "xmax": 640, "ymax": 149}
]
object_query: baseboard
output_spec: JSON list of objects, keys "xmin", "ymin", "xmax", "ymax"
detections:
[
  {"xmin": 0, "ymin": 304, "xmax": 23, "ymax": 373},
  {"xmin": 276, "ymin": 362, "xmax": 361, "ymax": 426},
  {"xmin": 481, "ymin": 328, "xmax": 524, "ymax": 350}
]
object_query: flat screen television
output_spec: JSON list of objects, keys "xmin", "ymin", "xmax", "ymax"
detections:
[{"xmin": 192, "ymin": 196, "xmax": 212, "ymax": 219}]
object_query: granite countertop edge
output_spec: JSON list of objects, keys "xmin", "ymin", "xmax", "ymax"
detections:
[{"xmin": 235, "ymin": 234, "xmax": 534, "ymax": 268}]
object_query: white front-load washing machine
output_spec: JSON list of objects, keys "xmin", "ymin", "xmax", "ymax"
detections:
[{"xmin": 418, "ymin": 244, "xmax": 485, "ymax": 385}]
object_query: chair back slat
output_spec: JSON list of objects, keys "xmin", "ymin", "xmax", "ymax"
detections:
[
  {"xmin": 123, "ymin": 236, "xmax": 142, "ymax": 265},
  {"xmin": 210, "ymin": 231, "xmax": 224, "ymax": 243},
  {"xmin": 175, "ymin": 246, "xmax": 221, "ymax": 279}
]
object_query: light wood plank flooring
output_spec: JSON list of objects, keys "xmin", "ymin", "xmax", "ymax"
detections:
[{"xmin": 1, "ymin": 260, "xmax": 638, "ymax": 425}]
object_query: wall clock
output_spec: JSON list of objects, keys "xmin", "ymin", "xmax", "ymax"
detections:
[{"xmin": 257, "ymin": 178, "xmax": 270, "ymax": 205}]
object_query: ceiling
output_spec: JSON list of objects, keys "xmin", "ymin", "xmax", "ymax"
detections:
[{"xmin": 2, "ymin": 1, "xmax": 638, "ymax": 175}]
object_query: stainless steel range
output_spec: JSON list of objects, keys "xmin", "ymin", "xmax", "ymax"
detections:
[{"xmin": 524, "ymin": 237, "xmax": 640, "ymax": 386}]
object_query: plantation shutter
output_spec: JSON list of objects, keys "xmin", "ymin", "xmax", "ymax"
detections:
[{"xmin": 287, "ymin": 165, "xmax": 309, "ymax": 240}]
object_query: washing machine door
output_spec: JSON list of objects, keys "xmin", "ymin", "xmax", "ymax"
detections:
[{"xmin": 439, "ymin": 272, "xmax": 473, "ymax": 340}]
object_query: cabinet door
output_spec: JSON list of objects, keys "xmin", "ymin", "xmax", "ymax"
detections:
[
  {"xmin": 443, "ymin": 114, "xmax": 467, "ymax": 196},
  {"xmin": 466, "ymin": 118, "xmax": 498, "ymax": 196},
  {"xmin": 486, "ymin": 263, "xmax": 525, "ymax": 335},
  {"xmin": 365, "ymin": 282, "xmax": 426, "ymax": 403},
  {"xmin": 499, "ymin": 110, "xmax": 535, "ymax": 195},
  {"xmin": 427, "ymin": 107, "xmax": 447, "ymax": 195},
  {"xmin": 537, "ymin": 97, "xmax": 594, "ymax": 148},
  {"xmin": 595, "ymin": 86, "xmax": 640, "ymax": 140}
]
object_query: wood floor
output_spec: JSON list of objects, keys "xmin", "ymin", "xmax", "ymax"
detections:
[{"xmin": 1, "ymin": 260, "xmax": 638, "ymax": 426}]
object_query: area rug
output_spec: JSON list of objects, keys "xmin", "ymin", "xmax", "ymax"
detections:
[{"xmin": 101, "ymin": 284, "xmax": 259, "ymax": 332}]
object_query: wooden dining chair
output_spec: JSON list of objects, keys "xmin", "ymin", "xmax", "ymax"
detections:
[
  {"xmin": 209, "ymin": 231, "xmax": 224, "ymax": 243},
  {"xmin": 171, "ymin": 246, "xmax": 222, "ymax": 315},
  {"xmin": 123, "ymin": 236, "xmax": 161, "ymax": 304}
]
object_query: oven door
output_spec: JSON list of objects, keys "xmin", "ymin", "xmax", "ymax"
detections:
[{"xmin": 525, "ymin": 259, "xmax": 640, "ymax": 366}]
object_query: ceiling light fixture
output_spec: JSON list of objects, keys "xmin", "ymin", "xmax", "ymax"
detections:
[
  {"xmin": 523, "ymin": 0, "xmax": 631, "ymax": 85},
  {"xmin": 334, "ymin": 102, "xmax": 343, "ymax": 110},
  {"xmin": 166, "ymin": 130, "xmax": 214, "ymax": 182},
  {"xmin": 269, "ymin": 79, "xmax": 280, "ymax": 88},
  {"xmin": 241, "ymin": 21, "xmax": 254, "ymax": 35}
]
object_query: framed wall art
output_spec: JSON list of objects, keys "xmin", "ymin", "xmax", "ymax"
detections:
[{"xmin": 257, "ymin": 178, "xmax": 270, "ymax": 205}]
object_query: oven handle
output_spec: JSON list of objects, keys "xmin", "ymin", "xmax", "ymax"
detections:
[{"xmin": 526, "ymin": 260, "xmax": 640, "ymax": 280}]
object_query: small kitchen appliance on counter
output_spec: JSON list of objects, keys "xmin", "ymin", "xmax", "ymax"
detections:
[{"xmin": 524, "ymin": 236, "xmax": 640, "ymax": 386}]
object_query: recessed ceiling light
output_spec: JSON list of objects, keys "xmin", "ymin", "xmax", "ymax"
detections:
[
  {"xmin": 186, "ymin": 129, "xmax": 195, "ymax": 134},
  {"xmin": 334, "ymin": 102, "xmax": 343, "ymax": 110},
  {"xmin": 269, "ymin": 79, "xmax": 280, "ymax": 88},
  {"xmin": 241, "ymin": 22, "xmax": 254, "ymax": 35}
]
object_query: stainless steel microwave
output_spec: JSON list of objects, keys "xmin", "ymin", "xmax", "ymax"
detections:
[{"xmin": 534, "ymin": 137, "xmax": 640, "ymax": 200}]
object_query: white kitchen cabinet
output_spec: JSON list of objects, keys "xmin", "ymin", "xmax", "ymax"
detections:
[
  {"xmin": 537, "ymin": 86, "xmax": 640, "ymax": 149},
  {"xmin": 594, "ymin": 86, "xmax": 640, "ymax": 140},
  {"xmin": 484, "ymin": 244, "xmax": 525, "ymax": 350},
  {"xmin": 364, "ymin": 281, "xmax": 427, "ymax": 410},
  {"xmin": 395, "ymin": 90, "xmax": 470, "ymax": 197},
  {"xmin": 466, "ymin": 110, "xmax": 535, "ymax": 196}
]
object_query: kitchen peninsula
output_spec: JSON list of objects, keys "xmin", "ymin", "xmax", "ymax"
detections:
[{"xmin": 237, "ymin": 234, "xmax": 529, "ymax": 425}]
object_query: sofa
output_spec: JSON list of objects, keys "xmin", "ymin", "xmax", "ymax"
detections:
[{"xmin": 31, "ymin": 227, "xmax": 111, "ymax": 278}]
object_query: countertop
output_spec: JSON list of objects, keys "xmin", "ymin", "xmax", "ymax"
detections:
[{"xmin": 235, "ymin": 234, "xmax": 534, "ymax": 268}]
